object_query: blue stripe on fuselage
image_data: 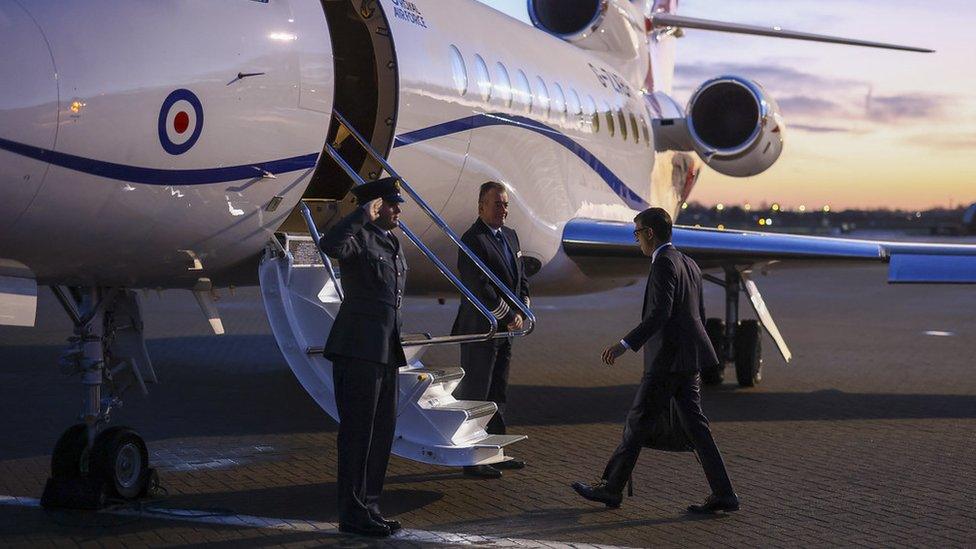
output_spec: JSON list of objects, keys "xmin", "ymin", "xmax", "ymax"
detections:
[
  {"xmin": 394, "ymin": 113, "xmax": 648, "ymax": 210},
  {"xmin": 0, "ymin": 136, "xmax": 318, "ymax": 185}
]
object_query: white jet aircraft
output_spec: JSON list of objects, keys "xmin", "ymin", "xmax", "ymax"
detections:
[{"xmin": 1, "ymin": 0, "xmax": 974, "ymax": 502}]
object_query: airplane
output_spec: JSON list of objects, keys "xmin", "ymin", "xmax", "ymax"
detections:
[{"xmin": 2, "ymin": 0, "xmax": 974, "ymax": 505}]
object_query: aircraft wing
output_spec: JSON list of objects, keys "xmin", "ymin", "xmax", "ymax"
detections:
[{"xmin": 562, "ymin": 218, "xmax": 976, "ymax": 284}]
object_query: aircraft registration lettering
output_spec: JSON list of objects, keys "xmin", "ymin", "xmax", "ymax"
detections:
[
  {"xmin": 588, "ymin": 63, "xmax": 632, "ymax": 97},
  {"xmin": 391, "ymin": 0, "xmax": 427, "ymax": 29}
]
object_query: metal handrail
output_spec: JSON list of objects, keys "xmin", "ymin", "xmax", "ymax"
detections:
[
  {"xmin": 299, "ymin": 201, "xmax": 344, "ymax": 301},
  {"xmin": 319, "ymin": 110, "xmax": 536, "ymax": 346}
]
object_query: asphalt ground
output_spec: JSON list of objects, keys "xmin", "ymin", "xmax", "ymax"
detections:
[{"xmin": 1, "ymin": 261, "xmax": 975, "ymax": 547}]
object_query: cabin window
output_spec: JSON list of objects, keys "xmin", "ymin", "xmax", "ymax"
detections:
[
  {"xmin": 535, "ymin": 77, "xmax": 550, "ymax": 119},
  {"xmin": 551, "ymin": 82, "xmax": 566, "ymax": 122},
  {"xmin": 495, "ymin": 62, "xmax": 513, "ymax": 108},
  {"xmin": 641, "ymin": 116, "xmax": 651, "ymax": 146},
  {"xmin": 604, "ymin": 103, "xmax": 615, "ymax": 137},
  {"xmin": 617, "ymin": 110, "xmax": 627, "ymax": 141},
  {"xmin": 448, "ymin": 45, "xmax": 467, "ymax": 96},
  {"xmin": 514, "ymin": 69, "xmax": 532, "ymax": 113},
  {"xmin": 474, "ymin": 54, "xmax": 491, "ymax": 102},
  {"xmin": 585, "ymin": 95, "xmax": 598, "ymax": 133},
  {"xmin": 630, "ymin": 112, "xmax": 640, "ymax": 144}
]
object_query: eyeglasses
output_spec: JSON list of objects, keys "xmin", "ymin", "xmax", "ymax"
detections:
[{"xmin": 633, "ymin": 227, "xmax": 650, "ymax": 242}]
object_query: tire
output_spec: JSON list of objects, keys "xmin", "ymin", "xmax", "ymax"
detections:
[
  {"xmin": 702, "ymin": 318, "xmax": 725, "ymax": 385},
  {"xmin": 91, "ymin": 427, "xmax": 149, "ymax": 499},
  {"xmin": 51, "ymin": 424, "xmax": 89, "ymax": 480},
  {"xmin": 734, "ymin": 320, "xmax": 763, "ymax": 387}
]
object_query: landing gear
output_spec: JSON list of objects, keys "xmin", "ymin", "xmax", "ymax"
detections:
[
  {"xmin": 734, "ymin": 319, "xmax": 762, "ymax": 387},
  {"xmin": 42, "ymin": 287, "xmax": 157, "ymax": 509},
  {"xmin": 702, "ymin": 269, "xmax": 764, "ymax": 388}
]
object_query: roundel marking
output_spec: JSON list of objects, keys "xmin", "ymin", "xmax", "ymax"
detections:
[{"xmin": 158, "ymin": 89, "xmax": 203, "ymax": 155}]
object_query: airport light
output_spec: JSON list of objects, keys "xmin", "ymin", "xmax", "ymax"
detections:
[
  {"xmin": 771, "ymin": 203, "xmax": 781, "ymax": 212},
  {"xmin": 798, "ymin": 205, "xmax": 807, "ymax": 212},
  {"xmin": 744, "ymin": 203, "xmax": 752, "ymax": 211},
  {"xmin": 758, "ymin": 218, "xmax": 766, "ymax": 226},
  {"xmin": 766, "ymin": 218, "xmax": 774, "ymax": 226},
  {"xmin": 716, "ymin": 203, "xmax": 725, "ymax": 211},
  {"xmin": 822, "ymin": 205, "xmax": 831, "ymax": 213},
  {"xmin": 717, "ymin": 224, "xmax": 725, "ymax": 230},
  {"xmin": 681, "ymin": 202, "xmax": 689, "ymax": 210}
]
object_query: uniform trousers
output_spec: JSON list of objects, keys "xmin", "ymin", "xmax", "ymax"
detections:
[
  {"xmin": 455, "ymin": 338, "xmax": 512, "ymax": 435},
  {"xmin": 602, "ymin": 370, "xmax": 734, "ymax": 497},
  {"xmin": 332, "ymin": 356, "xmax": 398, "ymax": 523}
]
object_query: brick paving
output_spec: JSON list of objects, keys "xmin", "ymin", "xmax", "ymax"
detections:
[{"xmin": 1, "ymin": 264, "xmax": 974, "ymax": 547}]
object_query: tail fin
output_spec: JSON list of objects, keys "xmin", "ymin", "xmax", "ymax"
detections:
[{"xmin": 643, "ymin": 0, "xmax": 680, "ymax": 94}]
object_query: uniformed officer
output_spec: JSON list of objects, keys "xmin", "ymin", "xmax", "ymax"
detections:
[{"xmin": 320, "ymin": 177, "xmax": 407, "ymax": 538}]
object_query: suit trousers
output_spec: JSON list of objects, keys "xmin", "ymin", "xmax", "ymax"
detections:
[
  {"xmin": 602, "ymin": 370, "xmax": 734, "ymax": 497},
  {"xmin": 332, "ymin": 356, "xmax": 398, "ymax": 523},
  {"xmin": 455, "ymin": 338, "xmax": 512, "ymax": 435}
]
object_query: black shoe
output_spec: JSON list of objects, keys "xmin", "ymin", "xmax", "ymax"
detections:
[
  {"xmin": 338, "ymin": 517, "xmax": 391, "ymax": 537},
  {"xmin": 463, "ymin": 465, "xmax": 502, "ymax": 479},
  {"xmin": 687, "ymin": 493, "xmax": 740, "ymax": 514},
  {"xmin": 571, "ymin": 480, "xmax": 622, "ymax": 509},
  {"xmin": 369, "ymin": 513, "xmax": 402, "ymax": 534},
  {"xmin": 492, "ymin": 458, "xmax": 525, "ymax": 470}
]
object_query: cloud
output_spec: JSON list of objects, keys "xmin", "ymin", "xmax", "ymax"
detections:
[
  {"xmin": 674, "ymin": 62, "xmax": 863, "ymax": 91},
  {"xmin": 787, "ymin": 123, "xmax": 850, "ymax": 134},
  {"xmin": 905, "ymin": 132, "xmax": 976, "ymax": 150},
  {"xmin": 777, "ymin": 95, "xmax": 847, "ymax": 117},
  {"xmin": 865, "ymin": 92, "xmax": 951, "ymax": 123}
]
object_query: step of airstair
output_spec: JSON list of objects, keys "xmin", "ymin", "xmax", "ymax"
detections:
[{"xmin": 259, "ymin": 234, "xmax": 525, "ymax": 466}]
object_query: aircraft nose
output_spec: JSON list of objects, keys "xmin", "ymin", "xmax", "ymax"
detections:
[{"xmin": 0, "ymin": 1, "xmax": 59, "ymax": 232}]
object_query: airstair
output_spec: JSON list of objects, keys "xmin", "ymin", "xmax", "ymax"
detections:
[{"xmin": 258, "ymin": 112, "xmax": 535, "ymax": 466}]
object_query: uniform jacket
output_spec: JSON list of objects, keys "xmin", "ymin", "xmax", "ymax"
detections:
[
  {"xmin": 451, "ymin": 219, "xmax": 530, "ymax": 336},
  {"xmin": 320, "ymin": 207, "xmax": 407, "ymax": 366},
  {"xmin": 623, "ymin": 245, "xmax": 719, "ymax": 375}
]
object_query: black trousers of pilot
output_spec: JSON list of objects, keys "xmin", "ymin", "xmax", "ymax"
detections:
[
  {"xmin": 455, "ymin": 338, "xmax": 513, "ymax": 434},
  {"xmin": 602, "ymin": 370, "xmax": 735, "ymax": 498},
  {"xmin": 332, "ymin": 355, "xmax": 398, "ymax": 524}
]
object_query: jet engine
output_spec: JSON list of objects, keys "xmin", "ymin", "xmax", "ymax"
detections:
[
  {"xmin": 527, "ymin": 0, "xmax": 644, "ymax": 60},
  {"xmin": 684, "ymin": 76, "xmax": 784, "ymax": 177}
]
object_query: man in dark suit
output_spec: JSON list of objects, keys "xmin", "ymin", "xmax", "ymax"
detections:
[
  {"xmin": 320, "ymin": 177, "xmax": 407, "ymax": 537},
  {"xmin": 571, "ymin": 207, "xmax": 739, "ymax": 514},
  {"xmin": 451, "ymin": 181, "xmax": 530, "ymax": 479}
]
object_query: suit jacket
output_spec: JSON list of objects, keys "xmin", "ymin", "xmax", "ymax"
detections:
[
  {"xmin": 451, "ymin": 219, "xmax": 530, "ymax": 336},
  {"xmin": 320, "ymin": 207, "xmax": 407, "ymax": 367},
  {"xmin": 622, "ymin": 245, "xmax": 718, "ymax": 375}
]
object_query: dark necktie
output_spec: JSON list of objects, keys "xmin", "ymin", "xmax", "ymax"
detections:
[{"xmin": 494, "ymin": 231, "xmax": 516, "ymax": 274}]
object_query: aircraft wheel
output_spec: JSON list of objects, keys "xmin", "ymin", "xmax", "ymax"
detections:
[
  {"xmin": 51, "ymin": 424, "xmax": 89, "ymax": 479},
  {"xmin": 702, "ymin": 318, "xmax": 725, "ymax": 385},
  {"xmin": 735, "ymin": 320, "xmax": 763, "ymax": 387},
  {"xmin": 92, "ymin": 427, "xmax": 149, "ymax": 499}
]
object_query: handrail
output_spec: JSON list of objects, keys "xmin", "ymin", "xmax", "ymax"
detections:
[
  {"xmin": 299, "ymin": 201, "xmax": 344, "ymax": 301},
  {"xmin": 320, "ymin": 110, "xmax": 536, "ymax": 346}
]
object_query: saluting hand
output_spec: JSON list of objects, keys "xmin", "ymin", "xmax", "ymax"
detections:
[
  {"xmin": 365, "ymin": 198, "xmax": 382, "ymax": 222},
  {"xmin": 602, "ymin": 342, "xmax": 626, "ymax": 366}
]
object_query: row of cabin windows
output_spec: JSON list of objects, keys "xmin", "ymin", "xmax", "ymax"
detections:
[{"xmin": 449, "ymin": 45, "xmax": 651, "ymax": 147}]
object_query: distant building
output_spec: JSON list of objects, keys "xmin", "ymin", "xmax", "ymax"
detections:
[{"xmin": 964, "ymin": 203, "xmax": 976, "ymax": 235}]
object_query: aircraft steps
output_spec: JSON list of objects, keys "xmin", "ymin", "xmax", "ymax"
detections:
[{"xmin": 259, "ymin": 234, "xmax": 525, "ymax": 466}]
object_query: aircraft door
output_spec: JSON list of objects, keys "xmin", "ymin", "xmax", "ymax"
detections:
[{"xmin": 0, "ymin": 1, "xmax": 58, "ymax": 234}]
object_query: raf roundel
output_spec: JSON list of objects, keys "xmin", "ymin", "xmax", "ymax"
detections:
[{"xmin": 158, "ymin": 89, "xmax": 204, "ymax": 155}]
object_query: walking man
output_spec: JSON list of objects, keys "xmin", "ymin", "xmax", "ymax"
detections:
[
  {"xmin": 321, "ymin": 177, "xmax": 407, "ymax": 537},
  {"xmin": 451, "ymin": 181, "xmax": 530, "ymax": 478},
  {"xmin": 571, "ymin": 207, "xmax": 739, "ymax": 513}
]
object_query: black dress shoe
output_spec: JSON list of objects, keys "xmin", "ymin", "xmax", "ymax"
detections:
[
  {"xmin": 463, "ymin": 465, "xmax": 502, "ymax": 479},
  {"xmin": 370, "ymin": 514, "xmax": 402, "ymax": 533},
  {"xmin": 491, "ymin": 458, "xmax": 525, "ymax": 470},
  {"xmin": 571, "ymin": 480, "xmax": 622, "ymax": 509},
  {"xmin": 687, "ymin": 493, "xmax": 740, "ymax": 514},
  {"xmin": 338, "ymin": 517, "xmax": 391, "ymax": 537}
]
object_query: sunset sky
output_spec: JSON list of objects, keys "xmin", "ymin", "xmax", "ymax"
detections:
[{"xmin": 488, "ymin": 0, "xmax": 976, "ymax": 210}]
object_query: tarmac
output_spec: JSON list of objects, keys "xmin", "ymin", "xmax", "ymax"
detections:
[{"xmin": 1, "ymin": 261, "xmax": 974, "ymax": 547}]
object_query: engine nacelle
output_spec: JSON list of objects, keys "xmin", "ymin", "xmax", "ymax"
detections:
[
  {"xmin": 527, "ymin": 0, "xmax": 644, "ymax": 60},
  {"xmin": 685, "ymin": 76, "xmax": 784, "ymax": 177}
]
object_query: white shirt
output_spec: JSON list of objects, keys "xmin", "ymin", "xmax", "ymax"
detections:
[{"xmin": 620, "ymin": 242, "xmax": 673, "ymax": 351}]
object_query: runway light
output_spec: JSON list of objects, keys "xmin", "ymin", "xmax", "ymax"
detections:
[
  {"xmin": 744, "ymin": 204, "xmax": 752, "ymax": 211},
  {"xmin": 717, "ymin": 224, "xmax": 725, "ymax": 230},
  {"xmin": 822, "ymin": 205, "xmax": 831, "ymax": 213},
  {"xmin": 715, "ymin": 203, "xmax": 724, "ymax": 211},
  {"xmin": 771, "ymin": 203, "xmax": 781, "ymax": 212},
  {"xmin": 758, "ymin": 218, "xmax": 766, "ymax": 226},
  {"xmin": 766, "ymin": 218, "xmax": 774, "ymax": 226},
  {"xmin": 798, "ymin": 205, "xmax": 806, "ymax": 212}
]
